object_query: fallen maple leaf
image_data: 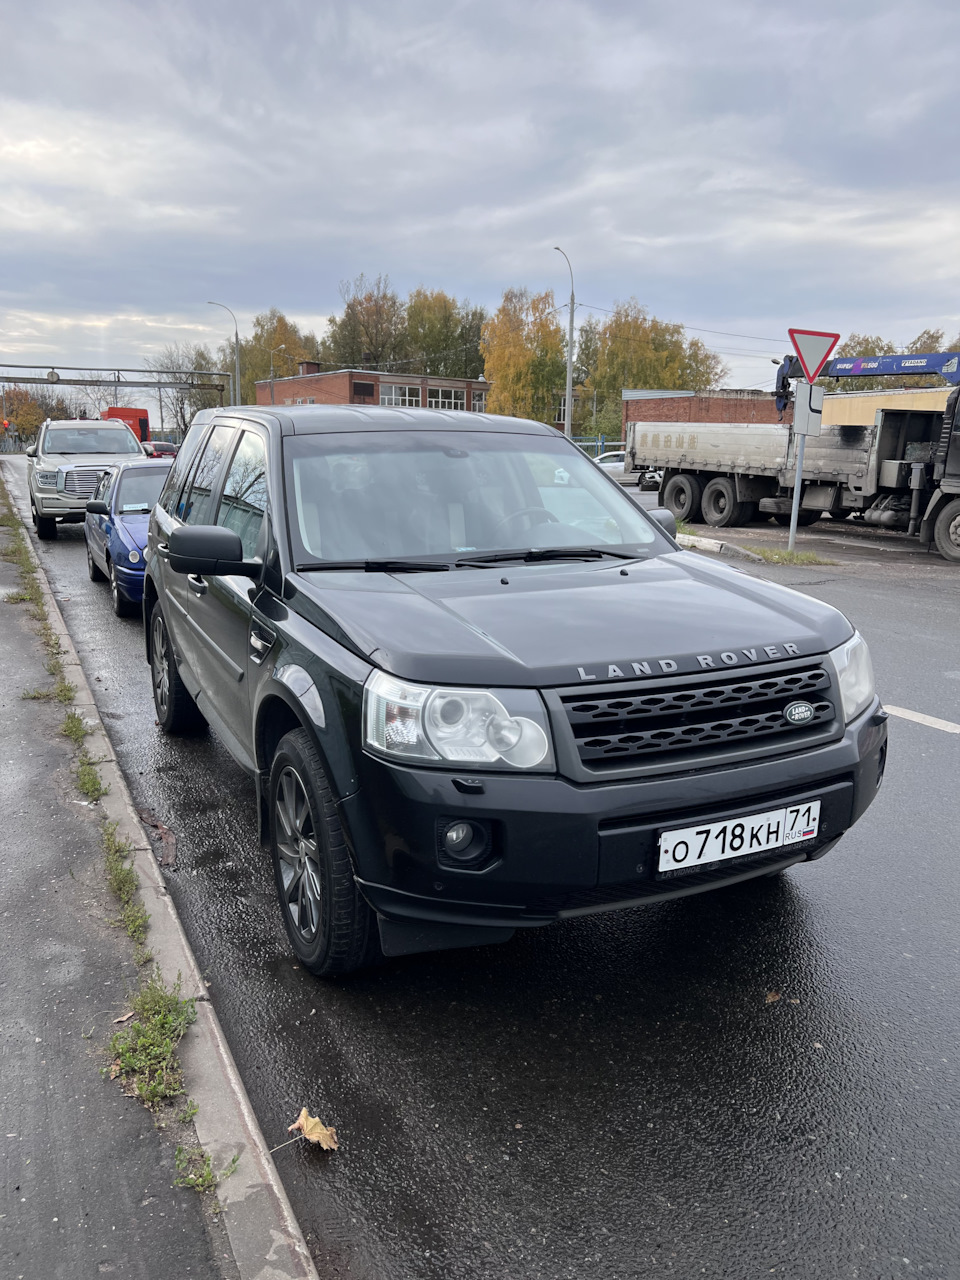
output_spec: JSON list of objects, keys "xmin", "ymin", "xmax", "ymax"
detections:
[
  {"xmin": 288, "ymin": 1107, "xmax": 338, "ymax": 1151},
  {"xmin": 765, "ymin": 990, "xmax": 781, "ymax": 1004}
]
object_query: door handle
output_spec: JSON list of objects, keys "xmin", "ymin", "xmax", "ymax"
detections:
[
  {"xmin": 157, "ymin": 542, "xmax": 170, "ymax": 561},
  {"xmin": 187, "ymin": 574, "xmax": 207, "ymax": 596}
]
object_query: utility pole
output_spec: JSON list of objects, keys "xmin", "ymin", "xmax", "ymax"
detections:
[
  {"xmin": 208, "ymin": 301, "xmax": 242, "ymax": 405},
  {"xmin": 554, "ymin": 247, "xmax": 575, "ymax": 439}
]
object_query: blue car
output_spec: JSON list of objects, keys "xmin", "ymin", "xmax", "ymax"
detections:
[{"xmin": 84, "ymin": 460, "xmax": 173, "ymax": 616}]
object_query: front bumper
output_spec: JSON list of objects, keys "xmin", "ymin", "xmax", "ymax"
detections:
[
  {"xmin": 342, "ymin": 704, "xmax": 887, "ymax": 929},
  {"xmin": 33, "ymin": 491, "xmax": 88, "ymax": 521},
  {"xmin": 114, "ymin": 563, "xmax": 145, "ymax": 601}
]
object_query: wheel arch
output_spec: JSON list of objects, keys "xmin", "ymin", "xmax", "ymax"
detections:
[{"xmin": 254, "ymin": 687, "xmax": 349, "ymax": 844}]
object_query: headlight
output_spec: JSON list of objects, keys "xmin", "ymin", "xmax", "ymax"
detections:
[
  {"xmin": 828, "ymin": 632, "xmax": 875, "ymax": 722},
  {"xmin": 126, "ymin": 549, "xmax": 141, "ymax": 564},
  {"xmin": 363, "ymin": 670, "xmax": 553, "ymax": 770},
  {"xmin": 36, "ymin": 471, "xmax": 58, "ymax": 487}
]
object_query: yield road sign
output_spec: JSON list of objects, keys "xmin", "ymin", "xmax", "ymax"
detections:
[{"xmin": 788, "ymin": 328, "xmax": 840, "ymax": 383}]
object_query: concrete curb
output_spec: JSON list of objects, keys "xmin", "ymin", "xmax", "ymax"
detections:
[
  {"xmin": 677, "ymin": 532, "xmax": 764, "ymax": 563},
  {"xmin": 10, "ymin": 482, "xmax": 319, "ymax": 1280}
]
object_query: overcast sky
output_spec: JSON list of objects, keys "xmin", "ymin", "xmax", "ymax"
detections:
[{"xmin": 2, "ymin": 0, "xmax": 959, "ymax": 399}]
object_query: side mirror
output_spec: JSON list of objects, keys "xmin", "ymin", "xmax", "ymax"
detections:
[
  {"xmin": 648, "ymin": 507, "xmax": 678, "ymax": 540},
  {"xmin": 86, "ymin": 500, "xmax": 110, "ymax": 516},
  {"xmin": 168, "ymin": 525, "xmax": 258, "ymax": 577},
  {"xmin": 25, "ymin": 445, "xmax": 37, "ymax": 457}
]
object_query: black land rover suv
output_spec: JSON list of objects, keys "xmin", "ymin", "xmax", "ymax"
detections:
[{"xmin": 143, "ymin": 406, "xmax": 887, "ymax": 976}]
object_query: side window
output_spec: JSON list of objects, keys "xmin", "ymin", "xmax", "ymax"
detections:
[
  {"xmin": 216, "ymin": 432, "xmax": 268, "ymax": 559},
  {"xmin": 94, "ymin": 471, "xmax": 113, "ymax": 502},
  {"xmin": 159, "ymin": 423, "xmax": 212, "ymax": 517},
  {"xmin": 179, "ymin": 426, "xmax": 236, "ymax": 525}
]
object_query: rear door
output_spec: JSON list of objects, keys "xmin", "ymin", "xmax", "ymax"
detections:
[{"xmin": 182, "ymin": 428, "xmax": 270, "ymax": 763}]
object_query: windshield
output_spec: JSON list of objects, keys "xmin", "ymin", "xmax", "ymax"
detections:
[
  {"xmin": 283, "ymin": 430, "xmax": 661, "ymax": 565},
  {"xmin": 115, "ymin": 466, "xmax": 171, "ymax": 512},
  {"xmin": 43, "ymin": 426, "xmax": 142, "ymax": 455}
]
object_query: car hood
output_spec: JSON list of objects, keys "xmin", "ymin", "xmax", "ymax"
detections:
[
  {"xmin": 290, "ymin": 550, "xmax": 853, "ymax": 688},
  {"xmin": 114, "ymin": 512, "xmax": 150, "ymax": 551},
  {"xmin": 39, "ymin": 451, "xmax": 144, "ymax": 469}
]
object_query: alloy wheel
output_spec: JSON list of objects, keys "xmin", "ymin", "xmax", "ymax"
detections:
[
  {"xmin": 274, "ymin": 766, "xmax": 322, "ymax": 943},
  {"xmin": 151, "ymin": 613, "xmax": 170, "ymax": 717}
]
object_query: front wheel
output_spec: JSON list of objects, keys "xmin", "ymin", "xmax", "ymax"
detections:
[
  {"xmin": 35, "ymin": 512, "xmax": 57, "ymax": 540},
  {"xmin": 86, "ymin": 536, "xmax": 106, "ymax": 582},
  {"xmin": 269, "ymin": 729, "xmax": 379, "ymax": 977},
  {"xmin": 110, "ymin": 562, "xmax": 137, "ymax": 617},
  {"xmin": 149, "ymin": 601, "xmax": 206, "ymax": 734},
  {"xmin": 933, "ymin": 498, "xmax": 960, "ymax": 563}
]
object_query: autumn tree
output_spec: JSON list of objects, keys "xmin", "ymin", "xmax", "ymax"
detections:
[
  {"xmin": 317, "ymin": 274, "xmax": 407, "ymax": 370},
  {"xmin": 146, "ymin": 342, "xmax": 223, "ymax": 434},
  {"xmin": 1, "ymin": 387, "xmax": 78, "ymax": 439},
  {"xmin": 591, "ymin": 301, "xmax": 727, "ymax": 402},
  {"xmin": 220, "ymin": 309, "xmax": 320, "ymax": 404},
  {"xmin": 481, "ymin": 288, "xmax": 567, "ymax": 424}
]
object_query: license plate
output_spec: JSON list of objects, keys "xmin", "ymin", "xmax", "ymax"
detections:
[{"xmin": 658, "ymin": 800, "xmax": 821, "ymax": 874}]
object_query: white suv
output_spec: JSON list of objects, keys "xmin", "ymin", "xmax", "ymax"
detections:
[{"xmin": 27, "ymin": 419, "xmax": 146, "ymax": 539}]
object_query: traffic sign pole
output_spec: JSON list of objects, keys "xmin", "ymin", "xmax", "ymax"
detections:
[{"xmin": 785, "ymin": 329, "xmax": 840, "ymax": 552}]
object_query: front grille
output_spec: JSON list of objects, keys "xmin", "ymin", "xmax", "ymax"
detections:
[
  {"xmin": 61, "ymin": 468, "xmax": 102, "ymax": 497},
  {"xmin": 560, "ymin": 665, "xmax": 834, "ymax": 769}
]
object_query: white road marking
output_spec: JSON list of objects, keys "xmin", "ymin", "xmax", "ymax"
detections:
[{"xmin": 886, "ymin": 705, "xmax": 960, "ymax": 734}]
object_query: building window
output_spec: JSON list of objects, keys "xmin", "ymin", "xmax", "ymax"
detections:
[
  {"xmin": 380, "ymin": 385, "xmax": 422, "ymax": 408},
  {"xmin": 428, "ymin": 388, "xmax": 466, "ymax": 411},
  {"xmin": 352, "ymin": 381, "xmax": 376, "ymax": 401},
  {"xmin": 471, "ymin": 390, "xmax": 486, "ymax": 413},
  {"xmin": 308, "ymin": 398, "xmax": 315, "ymax": 404}
]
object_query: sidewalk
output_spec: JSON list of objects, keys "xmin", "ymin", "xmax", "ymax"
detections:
[{"xmin": 0, "ymin": 498, "xmax": 318, "ymax": 1278}]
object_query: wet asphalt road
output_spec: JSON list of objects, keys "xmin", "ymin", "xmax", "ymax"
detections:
[{"xmin": 6, "ymin": 455, "xmax": 960, "ymax": 1279}]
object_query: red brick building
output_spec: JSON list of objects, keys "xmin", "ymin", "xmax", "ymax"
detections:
[
  {"xmin": 255, "ymin": 363, "xmax": 489, "ymax": 413},
  {"xmin": 622, "ymin": 388, "xmax": 791, "ymax": 429}
]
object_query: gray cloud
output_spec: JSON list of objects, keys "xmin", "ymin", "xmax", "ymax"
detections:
[{"xmin": 2, "ymin": 0, "xmax": 959, "ymax": 391}]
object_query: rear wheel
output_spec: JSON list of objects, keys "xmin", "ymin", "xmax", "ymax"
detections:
[
  {"xmin": 701, "ymin": 477, "xmax": 743, "ymax": 528},
  {"xmin": 149, "ymin": 601, "xmax": 206, "ymax": 734},
  {"xmin": 933, "ymin": 498, "xmax": 960, "ymax": 563},
  {"xmin": 86, "ymin": 536, "xmax": 106, "ymax": 582},
  {"xmin": 269, "ymin": 728, "xmax": 379, "ymax": 977},
  {"xmin": 662, "ymin": 473, "xmax": 702, "ymax": 523},
  {"xmin": 109, "ymin": 562, "xmax": 137, "ymax": 617}
]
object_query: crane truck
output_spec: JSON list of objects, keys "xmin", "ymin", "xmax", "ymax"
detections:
[{"xmin": 625, "ymin": 352, "xmax": 960, "ymax": 562}]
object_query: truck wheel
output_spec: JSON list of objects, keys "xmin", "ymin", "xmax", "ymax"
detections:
[
  {"xmin": 35, "ymin": 513, "xmax": 58, "ymax": 540},
  {"xmin": 701, "ymin": 477, "xmax": 742, "ymax": 527},
  {"xmin": 149, "ymin": 601, "xmax": 206, "ymax": 734},
  {"xmin": 933, "ymin": 498, "xmax": 960, "ymax": 562},
  {"xmin": 662, "ymin": 474, "xmax": 702, "ymax": 523},
  {"xmin": 773, "ymin": 511, "xmax": 821, "ymax": 527},
  {"xmin": 269, "ymin": 728, "xmax": 379, "ymax": 977},
  {"xmin": 737, "ymin": 501, "xmax": 758, "ymax": 524}
]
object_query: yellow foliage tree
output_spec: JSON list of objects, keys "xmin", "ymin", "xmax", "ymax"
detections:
[{"xmin": 481, "ymin": 289, "xmax": 566, "ymax": 423}]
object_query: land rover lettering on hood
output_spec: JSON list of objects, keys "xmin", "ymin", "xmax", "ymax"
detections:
[{"xmin": 143, "ymin": 405, "xmax": 887, "ymax": 977}]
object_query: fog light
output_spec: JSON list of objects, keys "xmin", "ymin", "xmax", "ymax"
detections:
[
  {"xmin": 437, "ymin": 818, "xmax": 492, "ymax": 868},
  {"xmin": 444, "ymin": 822, "xmax": 473, "ymax": 854}
]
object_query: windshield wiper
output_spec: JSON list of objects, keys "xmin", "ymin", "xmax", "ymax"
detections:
[
  {"xmin": 456, "ymin": 546, "xmax": 642, "ymax": 567},
  {"xmin": 296, "ymin": 558, "xmax": 451, "ymax": 573}
]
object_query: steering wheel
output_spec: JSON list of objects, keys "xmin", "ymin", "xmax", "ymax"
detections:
[{"xmin": 492, "ymin": 506, "xmax": 560, "ymax": 534}]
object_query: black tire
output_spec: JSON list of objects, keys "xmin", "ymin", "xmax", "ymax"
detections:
[
  {"xmin": 701, "ymin": 477, "xmax": 742, "ymax": 528},
  {"xmin": 149, "ymin": 601, "xmax": 206, "ymax": 734},
  {"xmin": 109, "ymin": 561, "xmax": 137, "ymax": 618},
  {"xmin": 737, "ymin": 501, "xmax": 758, "ymax": 524},
  {"xmin": 35, "ymin": 513, "xmax": 57, "ymax": 540},
  {"xmin": 773, "ymin": 510, "xmax": 821, "ymax": 527},
  {"xmin": 933, "ymin": 498, "xmax": 960, "ymax": 563},
  {"xmin": 825, "ymin": 510, "xmax": 852, "ymax": 521},
  {"xmin": 662, "ymin": 473, "xmax": 702, "ymax": 523},
  {"xmin": 86, "ymin": 535, "xmax": 107, "ymax": 582},
  {"xmin": 269, "ymin": 728, "xmax": 379, "ymax": 977}
]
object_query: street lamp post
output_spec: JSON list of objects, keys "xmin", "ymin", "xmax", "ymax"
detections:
[
  {"xmin": 269, "ymin": 344, "xmax": 286, "ymax": 405},
  {"xmin": 554, "ymin": 247, "xmax": 575, "ymax": 439},
  {"xmin": 208, "ymin": 301, "xmax": 242, "ymax": 405}
]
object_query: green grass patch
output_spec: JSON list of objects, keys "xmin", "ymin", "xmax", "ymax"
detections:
[
  {"xmin": 174, "ymin": 1146, "xmax": 240, "ymax": 1199},
  {"xmin": 675, "ymin": 518, "xmax": 694, "ymax": 537},
  {"xmin": 752, "ymin": 548, "xmax": 836, "ymax": 566},
  {"xmin": 75, "ymin": 748, "xmax": 109, "ymax": 801},
  {"xmin": 108, "ymin": 969, "xmax": 196, "ymax": 1110},
  {"xmin": 61, "ymin": 710, "xmax": 90, "ymax": 746}
]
